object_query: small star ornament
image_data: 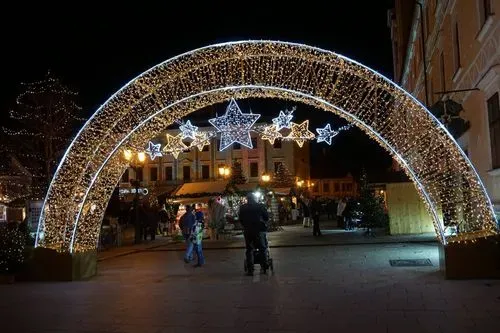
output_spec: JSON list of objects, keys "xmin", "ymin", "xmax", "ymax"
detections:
[
  {"xmin": 145, "ymin": 141, "xmax": 163, "ymax": 160},
  {"xmin": 209, "ymin": 98, "xmax": 261, "ymax": 151},
  {"xmin": 286, "ymin": 120, "xmax": 315, "ymax": 148},
  {"xmin": 179, "ymin": 120, "xmax": 198, "ymax": 140},
  {"xmin": 260, "ymin": 124, "xmax": 282, "ymax": 145},
  {"xmin": 316, "ymin": 124, "xmax": 338, "ymax": 145},
  {"xmin": 162, "ymin": 133, "xmax": 188, "ymax": 159},
  {"xmin": 272, "ymin": 109, "xmax": 294, "ymax": 130},
  {"xmin": 190, "ymin": 131, "xmax": 212, "ymax": 151}
]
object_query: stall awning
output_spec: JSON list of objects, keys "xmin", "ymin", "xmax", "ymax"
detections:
[
  {"xmin": 173, "ymin": 181, "xmax": 229, "ymax": 196},
  {"xmin": 173, "ymin": 196, "xmax": 213, "ymax": 205},
  {"xmin": 273, "ymin": 187, "xmax": 292, "ymax": 195}
]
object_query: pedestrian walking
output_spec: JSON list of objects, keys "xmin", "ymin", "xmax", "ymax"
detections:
[
  {"xmin": 311, "ymin": 198, "xmax": 322, "ymax": 236},
  {"xmin": 179, "ymin": 205, "xmax": 196, "ymax": 263},
  {"xmin": 239, "ymin": 194, "xmax": 270, "ymax": 276},
  {"xmin": 337, "ymin": 198, "xmax": 347, "ymax": 229}
]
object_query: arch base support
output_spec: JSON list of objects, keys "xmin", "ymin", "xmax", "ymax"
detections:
[
  {"xmin": 20, "ymin": 248, "xmax": 97, "ymax": 281},
  {"xmin": 440, "ymin": 236, "xmax": 500, "ymax": 279}
]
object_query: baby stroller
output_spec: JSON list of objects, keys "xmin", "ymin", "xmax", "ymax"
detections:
[{"xmin": 243, "ymin": 233, "xmax": 274, "ymax": 274}]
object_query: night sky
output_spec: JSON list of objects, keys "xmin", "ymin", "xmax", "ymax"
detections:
[{"xmin": 1, "ymin": 1, "xmax": 396, "ymax": 179}]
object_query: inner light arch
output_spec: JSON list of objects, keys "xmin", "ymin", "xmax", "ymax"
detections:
[{"xmin": 36, "ymin": 40, "xmax": 498, "ymax": 253}]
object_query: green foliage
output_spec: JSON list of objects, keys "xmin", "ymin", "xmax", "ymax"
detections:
[
  {"xmin": 0, "ymin": 224, "xmax": 26, "ymax": 274},
  {"xmin": 358, "ymin": 170, "xmax": 388, "ymax": 230}
]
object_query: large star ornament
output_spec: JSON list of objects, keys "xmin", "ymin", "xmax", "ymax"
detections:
[
  {"xmin": 162, "ymin": 133, "xmax": 188, "ymax": 159},
  {"xmin": 261, "ymin": 124, "xmax": 282, "ymax": 145},
  {"xmin": 209, "ymin": 98, "xmax": 260, "ymax": 151},
  {"xmin": 286, "ymin": 120, "xmax": 315, "ymax": 148},
  {"xmin": 272, "ymin": 110, "xmax": 294, "ymax": 130},
  {"xmin": 315, "ymin": 124, "xmax": 338, "ymax": 145},
  {"xmin": 179, "ymin": 120, "xmax": 198, "ymax": 140},
  {"xmin": 145, "ymin": 141, "xmax": 163, "ymax": 160}
]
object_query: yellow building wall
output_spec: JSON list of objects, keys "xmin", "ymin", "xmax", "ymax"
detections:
[{"xmin": 386, "ymin": 182, "xmax": 435, "ymax": 235}]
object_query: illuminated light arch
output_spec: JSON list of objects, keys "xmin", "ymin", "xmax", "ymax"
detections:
[{"xmin": 35, "ymin": 40, "xmax": 498, "ymax": 253}]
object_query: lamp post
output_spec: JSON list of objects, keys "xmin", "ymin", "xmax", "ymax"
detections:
[
  {"xmin": 218, "ymin": 165, "xmax": 231, "ymax": 179},
  {"xmin": 123, "ymin": 149, "xmax": 146, "ymax": 244}
]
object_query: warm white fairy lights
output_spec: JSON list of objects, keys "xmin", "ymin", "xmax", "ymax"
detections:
[
  {"xmin": 162, "ymin": 133, "xmax": 188, "ymax": 159},
  {"xmin": 286, "ymin": 120, "xmax": 315, "ymax": 147},
  {"xmin": 259, "ymin": 124, "xmax": 283, "ymax": 144},
  {"xmin": 189, "ymin": 131, "xmax": 213, "ymax": 151},
  {"xmin": 36, "ymin": 40, "xmax": 497, "ymax": 253}
]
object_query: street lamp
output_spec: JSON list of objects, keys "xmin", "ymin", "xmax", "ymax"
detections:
[
  {"xmin": 261, "ymin": 173, "xmax": 271, "ymax": 183},
  {"xmin": 123, "ymin": 149, "xmax": 146, "ymax": 244},
  {"xmin": 219, "ymin": 166, "xmax": 231, "ymax": 178}
]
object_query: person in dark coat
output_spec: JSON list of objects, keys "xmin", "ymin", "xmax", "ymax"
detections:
[
  {"xmin": 239, "ymin": 194, "xmax": 269, "ymax": 275},
  {"xmin": 311, "ymin": 198, "xmax": 322, "ymax": 236},
  {"xmin": 179, "ymin": 205, "xmax": 196, "ymax": 263}
]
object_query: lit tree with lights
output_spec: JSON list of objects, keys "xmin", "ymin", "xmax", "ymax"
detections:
[
  {"xmin": 228, "ymin": 160, "xmax": 247, "ymax": 186},
  {"xmin": 2, "ymin": 71, "xmax": 83, "ymax": 199},
  {"xmin": 272, "ymin": 163, "xmax": 294, "ymax": 188},
  {"xmin": 357, "ymin": 169, "xmax": 388, "ymax": 235}
]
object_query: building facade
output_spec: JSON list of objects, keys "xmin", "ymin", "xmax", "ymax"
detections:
[
  {"xmin": 119, "ymin": 125, "xmax": 311, "ymax": 194},
  {"xmin": 310, "ymin": 174, "xmax": 358, "ymax": 199},
  {"xmin": 388, "ymin": 0, "xmax": 500, "ymax": 218}
]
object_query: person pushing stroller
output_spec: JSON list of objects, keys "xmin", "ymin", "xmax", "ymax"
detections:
[{"xmin": 239, "ymin": 193, "xmax": 270, "ymax": 276}]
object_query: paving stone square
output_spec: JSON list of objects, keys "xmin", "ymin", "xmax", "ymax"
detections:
[{"xmin": 1, "ymin": 243, "xmax": 500, "ymax": 333}]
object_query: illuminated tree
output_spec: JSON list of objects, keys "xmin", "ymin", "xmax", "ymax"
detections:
[
  {"xmin": 2, "ymin": 71, "xmax": 83, "ymax": 199},
  {"xmin": 272, "ymin": 163, "xmax": 294, "ymax": 188},
  {"xmin": 228, "ymin": 160, "xmax": 246, "ymax": 186},
  {"xmin": 357, "ymin": 169, "xmax": 388, "ymax": 234}
]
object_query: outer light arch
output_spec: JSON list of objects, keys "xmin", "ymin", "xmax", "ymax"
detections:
[{"xmin": 36, "ymin": 40, "xmax": 498, "ymax": 253}]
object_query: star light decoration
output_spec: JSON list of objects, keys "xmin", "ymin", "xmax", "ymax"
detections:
[
  {"xmin": 189, "ymin": 131, "xmax": 214, "ymax": 151},
  {"xmin": 162, "ymin": 133, "xmax": 188, "ymax": 159},
  {"xmin": 286, "ymin": 120, "xmax": 315, "ymax": 147},
  {"xmin": 208, "ymin": 98, "xmax": 260, "ymax": 151},
  {"xmin": 179, "ymin": 120, "xmax": 198, "ymax": 140},
  {"xmin": 145, "ymin": 141, "xmax": 163, "ymax": 160},
  {"xmin": 272, "ymin": 108, "xmax": 295, "ymax": 130},
  {"xmin": 260, "ymin": 124, "xmax": 283, "ymax": 144}
]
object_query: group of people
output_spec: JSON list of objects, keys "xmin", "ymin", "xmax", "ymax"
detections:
[
  {"xmin": 178, "ymin": 194, "xmax": 270, "ymax": 276},
  {"xmin": 179, "ymin": 204, "xmax": 206, "ymax": 267},
  {"xmin": 298, "ymin": 196, "xmax": 358, "ymax": 235}
]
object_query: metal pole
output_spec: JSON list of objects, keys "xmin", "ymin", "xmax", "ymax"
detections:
[{"xmin": 133, "ymin": 167, "xmax": 141, "ymax": 244}]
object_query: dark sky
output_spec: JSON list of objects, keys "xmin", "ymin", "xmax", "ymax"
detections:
[{"xmin": 1, "ymin": 0, "xmax": 396, "ymax": 178}]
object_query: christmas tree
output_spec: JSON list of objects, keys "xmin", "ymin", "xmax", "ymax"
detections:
[
  {"xmin": 272, "ymin": 163, "xmax": 294, "ymax": 187},
  {"xmin": 228, "ymin": 160, "xmax": 247, "ymax": 186},
  {"xmin": 357, "ymin": 169, "xmax": 388, "ymax": 234},
  {"xmin": 2, "ymin": 71, "xmax": 83, "ymax": 199}
]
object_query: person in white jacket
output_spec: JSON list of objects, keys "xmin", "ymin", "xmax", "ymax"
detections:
[{"xmin": 336, "ymin": 198, "xmax": 347, "ymax": 229}]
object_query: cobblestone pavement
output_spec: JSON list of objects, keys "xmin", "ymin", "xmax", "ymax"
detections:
[
  {"xmin": 2, "ymin": 243, "xmax": 500, "ymax": 333},
  {"xmin": 98, "ymin": 222, "xmax": 437, "ymax": 259}
]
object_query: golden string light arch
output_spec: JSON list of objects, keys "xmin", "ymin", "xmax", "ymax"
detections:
[{"xmin": 35, "ymin": 41, "xmax": 498, "ymax": 253}]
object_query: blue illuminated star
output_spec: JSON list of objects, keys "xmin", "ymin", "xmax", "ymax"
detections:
[
  {"xmin": 316, "ymin": 124, "xmax": 338, "ymax": 145},
  {"xmin": 208, "ymin": 98, "xmax": 260, "ymax": 151},
  {"xmin": 272, "ymin": 110, "xmax": 294, "ymax": 130},
  {"xmin": 145, "ymin": 141, "xmax": 163, "ymax": 160},
  {"xmin": 179, "ymin": 120, "xmax": 198, "ymax": 140}
]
